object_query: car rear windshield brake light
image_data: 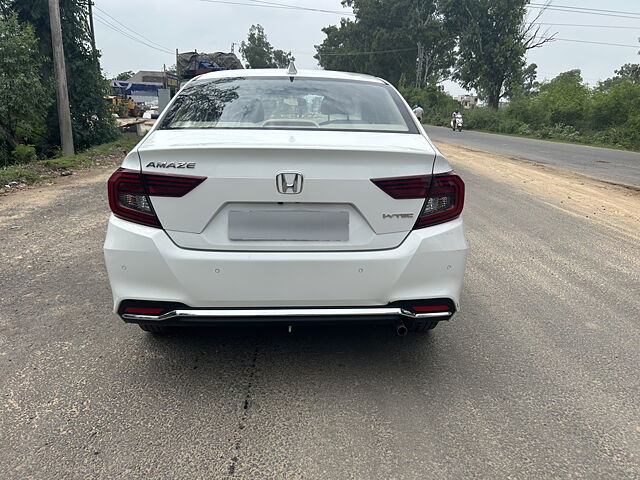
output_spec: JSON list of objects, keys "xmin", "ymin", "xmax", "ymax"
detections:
[
  {"xmin": 371, "ymin": 173, "xmax": 464, "ymax": 229},
  {"xmin": 108, "ymin": 168, "xmax": 206, "ymax": 228}
]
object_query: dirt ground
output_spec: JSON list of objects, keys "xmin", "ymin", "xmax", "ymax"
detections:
[
  {"xmin": 435, "ymin": 143, "xmax": 640, "ymax": 241},
  {"xmin": 0, "ymin": 167, "xmax": 116, "ymax": 228}
]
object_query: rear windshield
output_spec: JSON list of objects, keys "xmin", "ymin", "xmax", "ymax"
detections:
[{"xmin": 159, "ymin": 77, "xmax": 418, "ymax": 133}]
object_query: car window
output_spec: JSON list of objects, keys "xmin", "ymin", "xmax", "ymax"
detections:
[{"xmin": 159, "ymin": 77, "xmax": 418, "ymax": 133}]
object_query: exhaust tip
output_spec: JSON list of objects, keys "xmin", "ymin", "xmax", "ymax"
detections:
[{"xmin": 395, "ymin": 319, "xmax": 408, "ymax": 336}]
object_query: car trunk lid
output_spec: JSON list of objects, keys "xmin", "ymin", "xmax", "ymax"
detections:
[{"xmin": 137, "ymin": 129, "xmax": 436, "ymax": 251}]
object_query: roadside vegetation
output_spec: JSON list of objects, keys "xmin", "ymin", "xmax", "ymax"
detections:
[
  {"xmin": 0, "ymin": 135, "xmax": 138, "ymax": 189},
  {"xmin": 0, "ymin": 1, "xmax": 118, "ymax": 170},
  {"xmin": 404, "ymin": 66, "xmax": 640, "ymax": 151}
]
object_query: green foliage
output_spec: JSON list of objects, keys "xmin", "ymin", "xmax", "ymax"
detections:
[
  {"xmin": 115, "ymin": 70, "xmax": 134, "ymax": 80},
  {"xmin": 3, "ymin": 0, "xmax": 118, "ymax": 162},
  {"xmin": 591, "ymin": 81, "xmax": 640, "ymax": 130},
  {"xmin": 456, "ymin": 65, "xmax": 640, "ymax": 151},
  {"xmin": 0, "ymin": 13, "xmax": 50, "ymax": 155},
  {"xmin": 536, "ymin": 70, "xmax": 590, "ymax": 128},
  {"xmin": 0, "ymin": 163, "xmax": 42, "ymax": 185},
  {"xmin": 315, "ymin": 0, "xmax": 454, "ymax": 87},
  {"xmin": 442, "ymin": 0, "xmax": 530, "ymax": 108},
  {"xmin": 240, "ymin": 24, "xmax": 294, "ymax": 69},
  {"xmin": 42, "ymin": 134, "xmax": 137, "ymax": 169},
  {"xmin": 10, "ymin": 144, "xmax": 37, "ymax": 164},
  {"xmin": 598, "ymin": 63, "xmax": 640, "ymax": 90}
]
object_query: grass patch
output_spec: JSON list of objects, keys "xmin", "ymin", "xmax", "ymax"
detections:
[
  {"xmin": 1, "ymin": 135, "xmax": 139, "ymax": 188},
  {"xmin": 42, "ymin": 135, "xmax": 139, "ymax": 169},
  {"xmin": 0, "ymin": 164, "xmax": 43, "ymax": 186}
]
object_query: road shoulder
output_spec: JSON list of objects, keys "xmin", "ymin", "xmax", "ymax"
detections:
[{"xmin": 436, "ymin": 142, "xmax": 640, "ymax": 241}]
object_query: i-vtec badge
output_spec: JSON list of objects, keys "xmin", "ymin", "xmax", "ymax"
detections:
[
  {"xmin": 383, "ymin": 213, "xmax": 414, "ymax": 219},
  {"xmin": 146, "ymin": 162, "xmax": 196, "ymax": 169}
]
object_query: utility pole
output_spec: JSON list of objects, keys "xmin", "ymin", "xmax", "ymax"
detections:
[
  {"xmin": 87, "ymin": 1, "xmax": 96, "ymax": 54},
  {"xmin": 48, "ymin": 0, "xmax": 74, "ymax": 156}
]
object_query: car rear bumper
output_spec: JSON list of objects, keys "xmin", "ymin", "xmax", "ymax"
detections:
[
  {"xmin": 118, "ymin": 304, "xmax": 454, "ymax": 327},
  {"xmin": 104, "ymin": 214, "xmax": 468, "ymax": 319}
]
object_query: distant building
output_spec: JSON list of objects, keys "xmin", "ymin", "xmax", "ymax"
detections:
[
  {"xmin": 127, "ymin": 70, "xmax": 165, "ymax": 84},
  {"xmin": 454, "ymin": 94, "xmax": 478, "ymax": 109},
  {"xmin": 111, "ymin": 70, "xmax": 167, "ymax": 107}
]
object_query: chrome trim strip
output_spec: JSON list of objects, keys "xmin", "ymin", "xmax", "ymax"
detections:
[{"xmin": 122, "ymin": 307, "xmax": 452, "ymax": 322}]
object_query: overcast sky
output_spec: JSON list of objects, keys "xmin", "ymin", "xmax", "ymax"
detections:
[{"xmin": 94, "ymin": 0, "xmax": 640, "ymax": 95}]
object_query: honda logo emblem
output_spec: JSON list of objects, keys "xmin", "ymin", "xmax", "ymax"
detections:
[{"xmin": 276, "ymin": 171, "xmax": 303, "ymax": 194}]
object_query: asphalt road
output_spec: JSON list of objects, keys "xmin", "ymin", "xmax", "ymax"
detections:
[
  {"xmin": 426, "ymin": 125, "xmax": 640, "ymax": 188},
  {"xmin": 1, "ymin": 161, "xmax": 639, "ymax": 479}
]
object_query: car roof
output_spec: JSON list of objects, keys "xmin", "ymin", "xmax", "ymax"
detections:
[{"xmin": 194, "ymin": 68, "xmax": 388, "ymax": 85}]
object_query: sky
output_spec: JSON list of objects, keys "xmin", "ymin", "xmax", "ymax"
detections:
[{"xmin": 94, "ymin": 0, "xmax": 640, "ymax": 95}]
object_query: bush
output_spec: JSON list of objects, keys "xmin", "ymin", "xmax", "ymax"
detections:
[
  {"xmin": 402, "ymin": 67, "xmax": 640, "ymax": 152},
  {"xmin": 460, "ymin": 108, "xmax": 524, "ymax": 134},
  {"xmin": 10, "ymin": 144, "xmax": 37, "ymax": 164},
  {"xmin": 537, "ymin": 124, "xmax": 582, "ymax": 142}
]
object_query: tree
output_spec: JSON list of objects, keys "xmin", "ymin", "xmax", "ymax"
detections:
[
  {"xmin": 272, "ymin": 49, "xmax": 294, "ymax": 68},
  {"xmin": 443, "ymin": 0, "xmax": 554, "ymax": 108},
  {"xmin": 0, "ymin": 13, "xmax": 50, "ymax": 152},
  {"xmin": 115, "ymin": 70, "xmax": 134, "ymax": 81},
  {"xmin": 614, "ymin": 64, "xmax": 640, "ymax": 84},
  {"xmin": 6, "ymin": 0, "xmax": 118, "ymax": 152},
  {"xmin": 315, "ymin": 0, "xmax": 454, "ymax": 87},
  {"xmin": 240, "ymin": 24, "xmax": 294, "ymax": 69},
  {"xmin": 598, "ymin": 63, "xmax": 640, "ymax": 90},
  {"xmin": 537, "ymin": 70, "xmax": 590, "ymax": 128}
]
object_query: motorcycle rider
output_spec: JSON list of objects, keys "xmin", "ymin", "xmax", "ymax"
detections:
[
  {"xmin": 451, "ymin": 109, "xmax": 462, "ymax": 130},
  {"xmin": 412, "ymin": 104, "xmax": 424, "ymax": 122}
]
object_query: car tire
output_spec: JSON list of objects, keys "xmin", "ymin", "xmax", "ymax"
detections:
[
  {"xmin": 407, "ymin": 319, "xmax": 439, "ymax": 332},
  {"xmin": 138, "ymin": 323, "xmax": 168, "ymax": 334}
]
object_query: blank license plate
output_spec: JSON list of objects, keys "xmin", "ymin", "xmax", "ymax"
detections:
[{"xmin": 228, "ymin": 210, "xmax": 349, "ymax": 241}]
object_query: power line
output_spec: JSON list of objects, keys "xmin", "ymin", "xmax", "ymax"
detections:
[
  {"xmin": 529, "ymin": 3, "xmax": 640, "ymax": 18},
  {"xmin": 316, "ymin": 36, "xmax": 639, "ymax": 58},
  {"xmin": 528, "ymin": 4, "xmax": 640, "ymax": 20},
  {"xmin": 540, "ymin": 37, "xmax": 640, "ymax": 49},
  {"xmin": 198, "ymin": 0, "xmax": 355, "ymax": 16},
  {"xmin": 535, "ymin": 23, "xmax": 640, "ymax": 30},
  {"xmin": 94, "ymin": 14, "xmax": 173, "ymax": 54},
  {"xmin": 94, "ymin": 14, "xmax": 172, "ymax": 54},
  {"xmin": 245, "ymin": 0, "xmax": 354, "ymax": 16},
  {"xmin": 319, "ymin": 47, "xmax": 417, "ymax": 56},
  {"xmin": 93, "ymin": 5, "xmax": 172, "ymax": 51}
]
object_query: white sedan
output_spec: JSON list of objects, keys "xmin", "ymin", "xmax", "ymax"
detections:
[{"xmin": 103, "ymin": 67, "xmax": 468, "ymax": 335}]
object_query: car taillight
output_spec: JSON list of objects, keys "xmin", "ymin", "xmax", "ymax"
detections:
[
  {"xmin": 414, "ymin": 174, "xmax": 464, "ymax": 228},
  {"xmin": 107, "ymin": 168, "xmax": 206, "ymax": 228},
  {"xmin": 370, "ymin": 175, "xmax": 431, "ymax": 199},
  {"xmin": 371, "ymin": 172, "xmax": 464, "ymax": 229}
]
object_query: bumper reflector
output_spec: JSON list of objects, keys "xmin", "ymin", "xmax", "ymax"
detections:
[
  {"xmin": 411, "ymin": 305, "xmax": 450, "ymax": 312},
  {"xmin": 123, "ymin": 307, "xmax": 166, "ymax": 315}
]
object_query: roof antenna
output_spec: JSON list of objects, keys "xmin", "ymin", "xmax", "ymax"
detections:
[{"xmin": 287, "ymin": 60, "xmax": 297, "ymax": 82}]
